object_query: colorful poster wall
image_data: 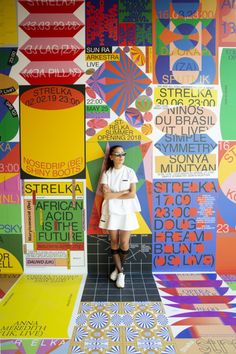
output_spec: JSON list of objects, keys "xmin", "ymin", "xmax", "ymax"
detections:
[{"xmin": 0, "ymin": 0, "xmax": 235, "ymax": 280}]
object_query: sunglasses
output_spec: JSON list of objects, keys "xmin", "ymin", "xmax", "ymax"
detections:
[{"xmin": 112, "ymin": 152, "xmax": 126, "ymax": 157}]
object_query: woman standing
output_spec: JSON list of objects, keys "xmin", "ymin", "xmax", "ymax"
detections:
[{"xmin": 99, "ymin": 145, "xmax": 141, "ymax": 288}]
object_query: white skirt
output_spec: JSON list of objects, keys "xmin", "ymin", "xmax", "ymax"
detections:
[{"xmin": 99, "ymin": 213, "xmax": 139, "ymax": 231}]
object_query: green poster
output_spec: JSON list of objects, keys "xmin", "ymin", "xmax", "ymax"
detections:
[
  {"xmin": 220, "ymin": 48, "xmax": 236, "ymax": 139},
  {"xmin": 34, "ymin": 199, "xmax": 84, "ymax": 251},
  {"xmin": 0, "ymin": 204, "xmax": 22, "ymax": 234}
]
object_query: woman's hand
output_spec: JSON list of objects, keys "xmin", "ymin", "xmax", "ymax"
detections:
[
  {"xmin": 118, "ymin": 183, "xmax": 136, "ymax": 199},
  {"xmin": 103, "ymin": 185, "xmax": 111, "ymax": 193},
  {"xmin": 121, "ymin": 189, "xmax": 129, "ymax": 194},
  {"xmin": 102, "ymin": 184, "xmax": 130, "ymax": 200}
]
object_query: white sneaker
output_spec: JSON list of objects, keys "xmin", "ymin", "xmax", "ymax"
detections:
[
  {"xmin": 116, "ymin": 272, "xmax": 125, "ymax": 288},
  {"xmin": 110, "ymin": 268, "xmax": 118, "ymax": 281}
]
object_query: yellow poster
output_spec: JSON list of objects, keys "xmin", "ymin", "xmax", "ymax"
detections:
[
  {"xmin": 23, "ymin": 181, "xmax": 84, "ymax": 196},
  {"xmin": 20, "ymin": 85, "xmax": 85, "ymax": 179},
  {"xmin": 0, "ymin": 274, "xmax": 82, "ymax": 338},
  {"xmin": 0, "ymin": 0, "xmax": 17, "ymax": 46}
]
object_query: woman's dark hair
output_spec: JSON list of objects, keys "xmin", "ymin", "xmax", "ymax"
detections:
[{"xmin": 104, "ymin": 145, "xmax": 124, "ymax": 171}]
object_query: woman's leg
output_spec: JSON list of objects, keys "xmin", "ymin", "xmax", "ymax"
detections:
[
  {"xmin": 119, "ymin": 230, "xmax": 131, "ymax": 266},
  {"xmin": 109, "ymin": 230, "xmax": 122, "ymax": 273}
]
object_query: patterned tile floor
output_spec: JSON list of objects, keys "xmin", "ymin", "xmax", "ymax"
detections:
[
  {"xmin": 69, "ymin": 301, "xmax": 175, "ymax": 354},
  {"xmin": 82, "ymin": 274, "xmax": 160, "ymax": 302}
]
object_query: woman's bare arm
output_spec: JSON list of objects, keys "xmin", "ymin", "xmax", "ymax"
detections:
[
  {"xmin": 101, "ymin": 184, "xmax": 129, "ymax": 200},
  {"xmin": 117, "ymin": 183, "xmax": 136, "ymax": 199}
]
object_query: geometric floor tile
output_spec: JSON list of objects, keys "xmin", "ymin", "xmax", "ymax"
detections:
[
  {"xmin": 69, "ymin": 302, "xmax": 176, "ymax": 353},
  {"xmin": 82, "ymin": 274, "xmax": 160, "ymax": 302}
]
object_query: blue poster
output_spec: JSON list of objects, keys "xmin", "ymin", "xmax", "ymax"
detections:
[{"xmin": 152, "ymin": 179, "xmax": 217, "ymax": 272}]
